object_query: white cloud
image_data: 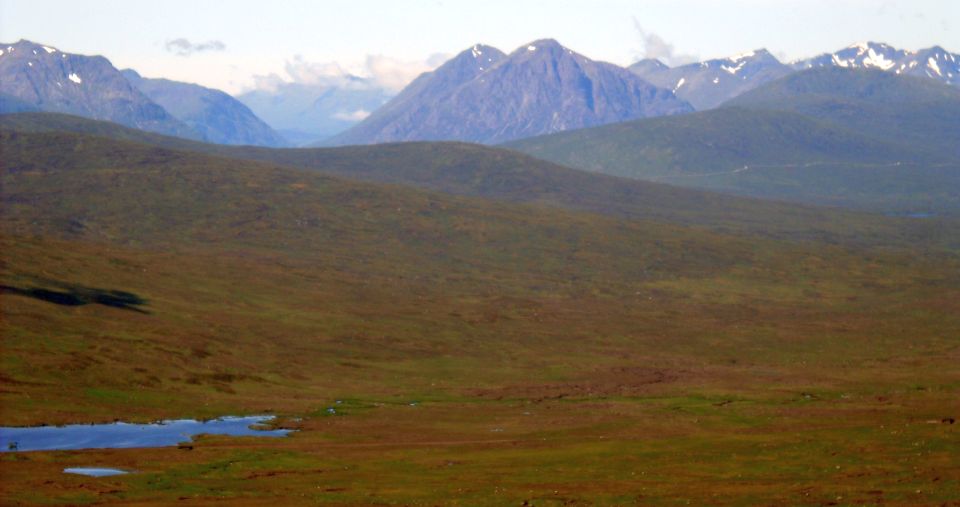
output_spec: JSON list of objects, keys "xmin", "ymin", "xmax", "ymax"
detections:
[
  {"xmin": 248, "ymin": 53, "xmax": 448, "ymax": 94},
  {"xmin": 332, "ymin": 109, "xmax": 371, "ymax": 121},
  {"xmin": 631, "ymin": 18, "xmax": 698, "ymax": 66},
  {"xmin": 165, "ymin": 38, "xmax": 226, "ymax": 57}
]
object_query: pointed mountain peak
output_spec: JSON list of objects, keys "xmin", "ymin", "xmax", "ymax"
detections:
[
  {"xmin": 508, "ymin": 39, "xmax": 592, "ymax": 66},
  {"xmin": 332, "ymin": 39, "xmax": 691, "ymax": 145},
  {"xmin": 467, "ymin": 43, "xmax": 502, "ymax": 59},
  {"xmin": 526, "ymin": 38, "xmax": 563, "ymax": 49},
  {"xmin": 846, "ymin": 41, "xmax": 894, "ymax": 54},
  {"xmin": 514, "ymin": 38, "xmax": 577, "ymax": 56},
  {"xmin": 3, "ymin": 39, "xmax": 62, "ymax": 56},
  {"xmin": 420, "ymin": 44, "xmax": 505, "ymax": 80},
  {"xmin": 448, "ymin": 43, "xmax": 505, "ymax": 65},
  {"xmin": 717, "ymin": 49, "xmax": 778, "ymax": 64},
  {"xmin": 728, "ymin": 49, "xmax": 758, "ymax": 60}
]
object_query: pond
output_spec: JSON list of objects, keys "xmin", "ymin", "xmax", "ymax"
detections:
[
  {"xmin": 1, "ymin": 415, "xmax": 292, "ymax": 452},
  {"xmin": 64, "ymin": 467, "xmax": 130, "ymax": 477}
]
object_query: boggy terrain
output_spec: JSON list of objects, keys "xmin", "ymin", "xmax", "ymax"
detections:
[{"xmin": 1, "ymin": 127, "xmax": 959, "ymax": 505}]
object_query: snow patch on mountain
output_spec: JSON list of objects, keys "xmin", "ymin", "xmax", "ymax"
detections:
[
  {"xmin": 793, "ymin": 42, "xmax": 959, "ymax": 87},
  {"xmin": 862, "ymin": 48, "xmax": 895, "ymax": 70},
  {"xmin": 721, "ymin": 61, "xmax": 746, "ymax": 74}
]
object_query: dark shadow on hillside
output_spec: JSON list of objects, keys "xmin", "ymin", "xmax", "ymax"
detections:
[{"xmin": 0, "ymin": 281, "xmax": 150, "ymax": 314}]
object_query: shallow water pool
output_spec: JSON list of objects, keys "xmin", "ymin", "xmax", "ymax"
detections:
[
  {"xmin": 1, "ymin": 415, "xmax": 291, "ymax": 452},
  {"xmin": 64, "ymin": 467, "xmax": 130, "ymax": 477}
]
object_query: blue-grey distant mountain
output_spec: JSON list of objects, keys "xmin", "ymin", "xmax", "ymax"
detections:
[
  {"xmin": 0, "ymin": 40, "xmax": 199, "ymax": 139},
  {"xmin": 0, "ymin": 92, "xmax": 40, "ymax": 113},
  {"xmin": 793, "ymin": 42, "xmax": 959, "ymax": 87},
  {"xmin": 628, "ymin": 49, "xmax": 793, "ymax": 110},
  {"xmin": 323, "ymin": 44, "xmax": 505, "ymax": 145},
  {"xmin": 121, "ymin": 69, "xmax": 286, "ymax": 147},
  {"xmin": 328, "ymin": 40, "xmax": 692, "ymax": 145},
  {"xmin": 237, "ymin": 80, "xmax": 392, "ymax": 146}
]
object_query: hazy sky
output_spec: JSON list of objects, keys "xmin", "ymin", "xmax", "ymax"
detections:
[{"xmin": 1, "ymin": 0, "xmax": 956, "ymax": 94}]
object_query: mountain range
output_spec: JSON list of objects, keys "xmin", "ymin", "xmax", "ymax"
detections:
[
  {"xmin": 794, "ymin": 41, "xmax": 959, "ymax": 86},
  {"xmin": 628, "ymin": 42, "xmax": 959, "ymax": 112},
  {"xmin": 0, "ymin": 39, "xmax": 285, "ymax": 146},
  {"xmin": 327, "ymin": 40, "xmax": 693, "ymax": 145},
  {"xmin": 629, "ymin": 49, "xmax": 793, "ymax": 110},
  {"xmin": 1, "ymin": 38, "xmax": 956, "ymax": 150},
  {"xmin": 0, "ymin": 40, "xmax": 199, "ymax": 139}
]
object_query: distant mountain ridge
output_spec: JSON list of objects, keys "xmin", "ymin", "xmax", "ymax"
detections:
[
  {"xmin": 0, "ymin": 39, "xmax": 286, "ymax": 147},
  {"xmin": 629, "ymin": 49, "xmax": 793, "ymax": 110},
  {"xmin": 122, "ymin": 69, "xmax": 287, "ymax": 147},
  {"xmin": 236, "ymin": 79, "xmax": 393, "ymax": 146},
  {"xmin": 628, "ymin": 42, "xmax": 958, "ymax": 111},
  {"xmin": 328, "ymin": 39, "xmax": 692, "ymax": 145},
  {"xmin": 793, "ymin": 42, "xmax": 959, "ymax": 86},
  {"xmin": 3, "ymin": 38, "xmax": 955, "ymax": 148},
  {"xmin": 0, "ymin": 39, "xmax": 199, "ymax": 139}
]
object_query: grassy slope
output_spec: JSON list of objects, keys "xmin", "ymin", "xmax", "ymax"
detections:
[
  {"xmin": 724, "ymin": 67, "xmax": 960, "ymax": 156},
  {"xmin": 3, "ymin": 112, "xmax": 957, "ymax": 250},
  {"xmin": 1, "ymin": 129, "xmax": 959, "ymax": 504},
  {"xmin": 506, "ymin": 69, "xmax": 960, "ymax": 215}
]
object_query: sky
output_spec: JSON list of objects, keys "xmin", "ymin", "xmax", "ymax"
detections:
[{"xmin": 1, "ymin": 0, "xmax": 957, "ymax": 95}]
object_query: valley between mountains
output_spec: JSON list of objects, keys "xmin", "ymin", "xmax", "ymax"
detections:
[{"xmin": 1, "ymin": 32, "xmax": 958, "ymax": 506}]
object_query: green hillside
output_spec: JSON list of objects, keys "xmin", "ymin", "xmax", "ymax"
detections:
[
  {"xmin": 3, "ymin": 112, "xmax": 956, "ymax": 249},
  {"xmin": 507, "ymin": 69, "xmax": 960, "ymax": 215},
  {"xmin": 724, "ymin": 67, "xmax": 960, "ymax": 156}
]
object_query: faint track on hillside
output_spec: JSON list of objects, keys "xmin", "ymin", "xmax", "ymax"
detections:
[{"xmin": 649, "ymin": 160, "xmax": 957, "ymax": 182}]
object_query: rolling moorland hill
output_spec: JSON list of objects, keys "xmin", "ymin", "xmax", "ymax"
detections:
[
  {"xmin": 327, "ymin": 39, "xmax": 692, "ymax": 145},
  {"xmin": 507, "ymin": 68, "xmax": 960, "ymax": 215},
  {"xmin": 3, "ymin": 111, "xmax": 956, "ymax": 250},
  {"xmin": 2, "ymin": 126, "xmax": 960, "ymax": 504},
  {"xmin": 724, "ymin": 66, "xmax": 960, "ymax": 157}
]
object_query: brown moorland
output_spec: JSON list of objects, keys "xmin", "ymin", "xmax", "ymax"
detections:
[{"xmin": 1, "ymin": 128, "xmax": 958, "ymax": 505}]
